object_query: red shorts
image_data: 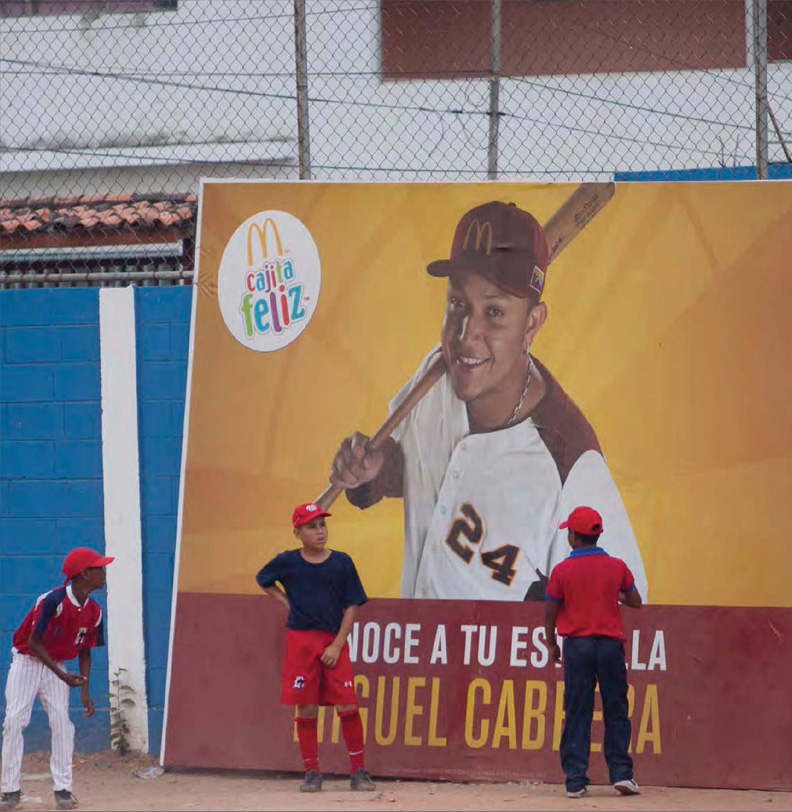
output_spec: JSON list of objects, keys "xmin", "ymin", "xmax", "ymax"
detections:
[{"xmin": 280, "ymin": 629, "xmax": 358, "ymax": 706}]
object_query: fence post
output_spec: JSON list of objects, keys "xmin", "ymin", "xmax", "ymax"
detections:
[
  {"xmin": 294, "ymin": 0, "xmax": 312, "ymax": 180},
  {"xmin": 487, "ymin": 0, "xmax": 502, "ymax": 179},
  {"xmin": 752, "ymin": 0, "xmax": 769, "ymax": 179}
]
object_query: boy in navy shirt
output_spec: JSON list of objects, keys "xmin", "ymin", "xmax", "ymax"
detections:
[
  {"xmin": 256, "ymin": 502, "xmax": 375, "ymax": 793},
  {"xmin": 544, "ymin": 506, "xmax": 642, "ymax": 799}
]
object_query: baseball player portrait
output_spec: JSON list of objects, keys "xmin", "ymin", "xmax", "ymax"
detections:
[{"xmin": 328, "ymin": 200, "xmax": 648, "ymax": 602}]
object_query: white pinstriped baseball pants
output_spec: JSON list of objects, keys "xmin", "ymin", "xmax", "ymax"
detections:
[{"xmin": 1, "ymin": 650, "xmax": 74, "ymax": 793}]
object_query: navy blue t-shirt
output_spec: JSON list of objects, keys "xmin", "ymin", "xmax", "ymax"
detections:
[{"xmin": 255, "ymin": 549, "xmax": 368, "ymax": 634}]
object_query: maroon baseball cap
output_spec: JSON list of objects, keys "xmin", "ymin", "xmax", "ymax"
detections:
[
  {"xmin": 427, "ymin": 201, "xmax": 549, "ymax": 300},
  {"xmin": 62, "ymin": 547, "xmax": 115, "ymax": 582},
  {"xmin": 559, "ymin": 506, "xmax": 604, "ymax": 535},
  {"xmin": 292, "ymin": 502, "xmax": 332, "ymax": 529}
]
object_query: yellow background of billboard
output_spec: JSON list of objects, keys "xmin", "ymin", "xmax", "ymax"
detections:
[{"xmin": 179, "ymin": 181, "xmax": 792, "ymax": 607}]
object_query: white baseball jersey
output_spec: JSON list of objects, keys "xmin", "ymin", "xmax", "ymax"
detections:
[{"xmin": 378, "ymin": 346, "xmax": 648, "ymax": 601}]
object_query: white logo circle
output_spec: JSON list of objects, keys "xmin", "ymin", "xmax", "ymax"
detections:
[{"xmin": 217, "ymin": 210, "xmax": 321, "ymax": 352}]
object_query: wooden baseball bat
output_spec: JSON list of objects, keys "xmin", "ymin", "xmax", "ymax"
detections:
[
  {"xmin": 545, "ymin": 181, "xmax": 615, "ymax": 263},
  {"xmin": 314, "ymin": 182, "xmax": 616, "ymax": 510}
]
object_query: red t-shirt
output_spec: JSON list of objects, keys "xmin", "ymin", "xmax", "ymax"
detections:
[
  {"xmin": 12, "ymin": 585, "xmax": 105, "ymax": 662},
  {"xmin": 545, "ymin": 547, "xmax": 635, "ymax": 639}
]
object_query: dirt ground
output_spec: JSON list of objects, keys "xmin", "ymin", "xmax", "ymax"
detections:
[{"xmin": 13, "ymin": 751, "xmax": 792, "ymax": 812}]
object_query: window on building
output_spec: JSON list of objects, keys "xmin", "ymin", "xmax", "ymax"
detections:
[
  {"xmin": 381, "ymin": 0, "xmax": 792, "ymax": 79},
  {"xmin": 0, "ymin": 0, "xmax": 176, "ymax": 18}
]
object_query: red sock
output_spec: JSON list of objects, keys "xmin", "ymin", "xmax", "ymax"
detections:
[
  {"xmin": 339, "ymin": 708, "xmax": 365, "ymax": 771},
  {"xmin": 295, "ymin": 717, "xmax": 319, "ymax": 772}
]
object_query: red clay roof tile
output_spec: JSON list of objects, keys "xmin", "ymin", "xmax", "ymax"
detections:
[{"xmin": 0, "ymin": 193, "xmax": 197, "ymax": 239}]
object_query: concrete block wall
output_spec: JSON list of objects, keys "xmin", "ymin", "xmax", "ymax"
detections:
[
  {"xmin": 0, "ymin": 286, "xmax": 193, "ymax": 757},
  {"xmin": 0, "ymin": 289, "xmax": 110, "ymax": 751}
]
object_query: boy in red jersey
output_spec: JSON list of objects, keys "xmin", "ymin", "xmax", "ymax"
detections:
[
  {"xmin": 1, "ymin": 547, "xmax": 114, "ymax": 811},
  {"xmin": 544, "ymin": 506, "xmax": 642, "ymax": 799},
  {"xmin": 256, "ymin": 502, "xmax": 375, "ymax": 793}
]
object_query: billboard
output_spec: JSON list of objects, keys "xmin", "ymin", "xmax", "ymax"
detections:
[{"xmin": 163, "ymin": 181, "xmax": 792, "ymax": 789}]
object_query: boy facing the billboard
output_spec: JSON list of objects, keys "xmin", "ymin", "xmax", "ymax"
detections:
[{"xmin": 545, "ymin": 505, "xmax": 643, "ymax": 798}]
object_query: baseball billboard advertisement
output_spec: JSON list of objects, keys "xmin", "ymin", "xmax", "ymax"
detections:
[{"xmin": 163, "ymin": 181, "xmax": 792, "ymax": 789}]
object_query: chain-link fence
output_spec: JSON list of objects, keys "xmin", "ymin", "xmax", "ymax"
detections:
[{"xmin": 1, "ymin": 0, "xmax": 790, "ymax": 286}]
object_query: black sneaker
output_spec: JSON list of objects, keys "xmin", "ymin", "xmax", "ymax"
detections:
[
  {"xmin": 0, "ymin": 791, "xmax": 21, "ymax": 811},
  {"xmin": 350, "ymin": 768, "xmax": 376, "ymax": 791},
  {"xmin": 54, "ymin": 790, "xmax": 78, "ymax": 810},
  {"xmin": 299, "ymin": 770, "xmax": 323, "ymax": 793}
]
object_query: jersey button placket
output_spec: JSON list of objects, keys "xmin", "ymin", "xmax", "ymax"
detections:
[
  {"xmin": 433, "ymin": 443, "xmax": 465, "ymax": 535},
  {"xmin": 444, "ymin": 443, "xmax": 466, "ymax": 512}
]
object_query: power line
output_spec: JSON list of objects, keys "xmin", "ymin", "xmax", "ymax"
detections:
[
  {"xmin": 3, "ymin": 0, "xmax": 782, "ymax": 108},
  {"xmin": 4, "ymin": 59, "xmax": 787, "ymax": 138},
  {"xmin": 7, "ymin": 0, "xmax": 770, "ymax": 107},
  {"xmin": 2, "ymin": 3, "xmax": 376, "ymax": 34},
  {"xmin": 1, "ymin": 69, "xmax": 371, "ymax": 77},
  {"xmin": 0, "ymin": 143, "xmax": 295, "ymax": 166},
  {"xmin": 574, "ymin": 17, "xmax": 759, "ymax": 92},
  {"xmin": 0, "ymin": 140, "xmax": 637, "ymax": 175},
  {"xmin": 5, "ymin": 66, "xmax": 787, "ymax": 139},
  {"xmin": 1, "ymin": 137, "xmax": 733, "ymax": 177},
  {"xmin": 0, "ymin": 57, "xmax": 756, "ymax": 160},
  {"xmin": 510, "ymin": 77, "xmax": 758, "ymax": 135},
  {"xmin": 309, "ymin": 165, "xmax": 616, "ymax": 176}
]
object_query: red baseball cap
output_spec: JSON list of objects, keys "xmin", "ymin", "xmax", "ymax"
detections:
[
  {"xmin": 62, "ymin": 547, "xmax": 115, "ymax": 582},
  {"xmin": 427, "ymin": 201, "xmax": 549, "ymax": 301},
  {"xmin": 292, "ymin": 502, "xmax": 332, "ymax": 529},
  {"xmin": 559, "ymin": 506, "xmax": 604, "ymax": 535}
]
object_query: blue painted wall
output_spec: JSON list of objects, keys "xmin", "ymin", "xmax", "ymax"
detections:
[
  {"xmin": 0, "ymin": 286, "xmax": 193, "ymax": 757},
  {"xmin": 0, "ymin": 289, "xmax": 109, "ymax": 752},
  {"xmin": 135, "ymin": 287, "xmax": 191, "ymax": 755}
]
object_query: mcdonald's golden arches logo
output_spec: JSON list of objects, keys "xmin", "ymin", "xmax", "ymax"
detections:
[
  {"xmin": 247, "ymin": 217, "xmax": 284, "ymax": 266},
  {"xmin": 463, "ymin": 219, "xmax": 493, "ymax": 255}
]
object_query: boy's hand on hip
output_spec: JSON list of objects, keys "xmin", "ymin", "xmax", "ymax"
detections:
[
  {"xmin": 81, "ymin": 691, "xmax": 95, "ymax": 717},
  {"xmin": 320, "ymin": 643, "xmax": 342, "ymax": 667},
  {"xmin": 63, "ymin": 673, "xmax": 87, "ymax": 688}
]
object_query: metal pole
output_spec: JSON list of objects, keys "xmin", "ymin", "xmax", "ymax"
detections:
[
  {"xmin": 487, "ymin": 0, "xmax": 502, "ymax": 179},
  {"xmin": 753, "ymin": 0, "xmax": 769, "ymax": 179},
  {"xmin": 294, "ymin": 0, "xmax": 312, "ymax": 179}
]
